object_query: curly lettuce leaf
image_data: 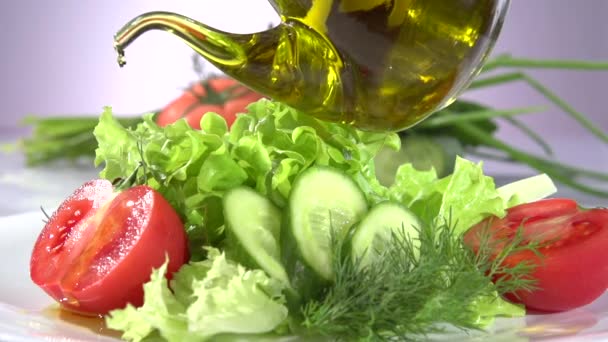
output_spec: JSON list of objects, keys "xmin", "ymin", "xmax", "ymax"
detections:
[
  {"xmin": 186, "ymin": 249, "xmax": 288, "ymax": 338},
  {"xmin": 93, "ymin": 106, "xmax": 140, "ymax": 181},
  {"xmin": 106, "ymin": 248, "xmax": 288, "ymax": 342},
  {"xmin": 233, "ymin": 99, "xmax": 399, "ymax": 206},
  {"xmin": 437, "ymin": 157, "xmax": 506, "ymax": 234},
  {"xmin": 103, "ymin": 260, "xmax": 189, "ymax": 342},
  {"xmin": 388, "ymin": 156, "xmax": 506, "ymax": 234}
]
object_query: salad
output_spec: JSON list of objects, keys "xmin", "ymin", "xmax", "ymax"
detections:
[{"xmin": 27, "ymin": 98, "xmax": 608, "ymax": 341}]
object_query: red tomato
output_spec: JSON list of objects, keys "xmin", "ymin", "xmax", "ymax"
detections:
[
  {"xmin": 30, "ymin": 179, "xmax": 189, "ymax": 316},
  {"xmin": 464, "ymin": 198, "xmax": 608, "ymax": 312},
  {"xmin": 156, "ymin": 76, "xmax": 265, "ymax": 129}
]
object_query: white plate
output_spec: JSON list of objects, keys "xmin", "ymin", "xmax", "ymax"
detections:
[{"xmin": 3, "ymin": 211, "xmax": 608, "ymax": 342}]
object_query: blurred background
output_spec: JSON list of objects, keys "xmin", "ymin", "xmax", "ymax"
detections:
[{"xmin": 0, "ymin": 0, "xmax": 606, "ymax": 173}]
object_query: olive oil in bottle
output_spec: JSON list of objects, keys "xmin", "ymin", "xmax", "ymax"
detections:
[{"xmin": 114, "ymin": 0, "xmax": 509, "ymax": 131}]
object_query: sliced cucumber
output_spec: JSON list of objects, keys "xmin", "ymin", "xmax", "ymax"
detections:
[
  {"xmin": 351, "ymin": 201, "xmax": 422, "ymax": 267},
  {"xmin": 288, "ymin": 167, "xmax": 368, "ymax": 281},
  {"xmin": 223, "ymin": 186, "xmax": 289, "ymax": 284}
]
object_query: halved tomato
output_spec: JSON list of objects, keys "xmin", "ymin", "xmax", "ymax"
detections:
[
  {"xmin": 464, "ymin": 198, "xmax": 608, "ymax": 312},
  {"xmin": 30, "ymin": 179, "xmax": 189, "ymax": 316}
]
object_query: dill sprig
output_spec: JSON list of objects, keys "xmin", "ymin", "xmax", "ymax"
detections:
[
  {"xmin": 300, "ymin": 216, "xmax": 539, "ymax": 341},
  {"xmin": 469, "ymin": 218, "xmax": 545, "ymax": 296}
]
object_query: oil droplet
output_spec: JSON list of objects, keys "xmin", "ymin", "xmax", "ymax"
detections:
[
  {"xmin": 41, "ymin": 304, "xmax": 122, "ymax": 338},
  {"xmin": 114, "ymin": 40, "xmax": 127, "ymax": 67},
  {"xmin": 117, "ymin": 52, "xmax": 127, "ymax": 67},
  {"xmin": 58, "ymin": 295, "xmax": 80, "ymax": 307}
]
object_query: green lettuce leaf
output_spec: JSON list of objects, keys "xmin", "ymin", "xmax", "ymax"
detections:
[
  {"xmin": 93, "ymin": 106, "xmax": 140, "ymax": 181},
  {"xmin": 186, "ymin": 249, "xmax": 288, "ymax": 338},
  {"xmin": 389, "ymin": 156, "xmax": 505, "ymax": 234},
  {"xmin": 106, "ymin": 248, "xmax": 288, "ymax": 342},
  {"xmin": 437, "ymin": 157, "xmax": 505, "ymax": 234},
  {"xmin": 104, "ymin": 259, "xmax": 189, "ymax": 342}
]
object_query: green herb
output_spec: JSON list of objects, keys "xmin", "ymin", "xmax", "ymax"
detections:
[{"xmin": 300, "ymin": 216, "xmax": 536, "ymax": 341}]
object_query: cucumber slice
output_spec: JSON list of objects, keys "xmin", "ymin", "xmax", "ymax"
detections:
[
  {"xmin": 351, "ymin": 202, "xmax": 422, "ymax": 267},
  {"xmin": 289, "ymin": 167, "xmax": 368, "ymax": 281},
  {"xmin": 223, "ymin": 186, "xmax": 289, "ymax": 284}
]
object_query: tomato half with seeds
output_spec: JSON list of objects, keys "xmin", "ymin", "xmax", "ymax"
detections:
[
  {"xmin": 30, "ymin": 179, "xmax": 189, "ymax": 316},
  {"xmin": 464, "ymin": 198, "xmax": 608, "ymax": 312}
]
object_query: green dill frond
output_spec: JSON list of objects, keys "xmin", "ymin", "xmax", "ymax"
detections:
[
  {"xmin": 468, "ymin": 219, "xmax": 543, "ymax": 296},
  {"xmin": 300, "ymin": 214, "xmax": 538, "ymax": 341}
]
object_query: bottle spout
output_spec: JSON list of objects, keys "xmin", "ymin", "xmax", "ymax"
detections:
[{"xmin": 113, "ymin": 11, "xmax": 247, "ymax": 69}]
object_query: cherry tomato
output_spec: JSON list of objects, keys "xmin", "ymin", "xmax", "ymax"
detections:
[
  {"xmin": 464, "ymin": 198, "xmax": 608, "ymax": 312},
  {"xmin": 156, "ymin": 76, "xmax": 264, "ymax": 129},
  {"xmin": 30, "ymin": 179, "xmax": 189, "ymax": 316}
]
